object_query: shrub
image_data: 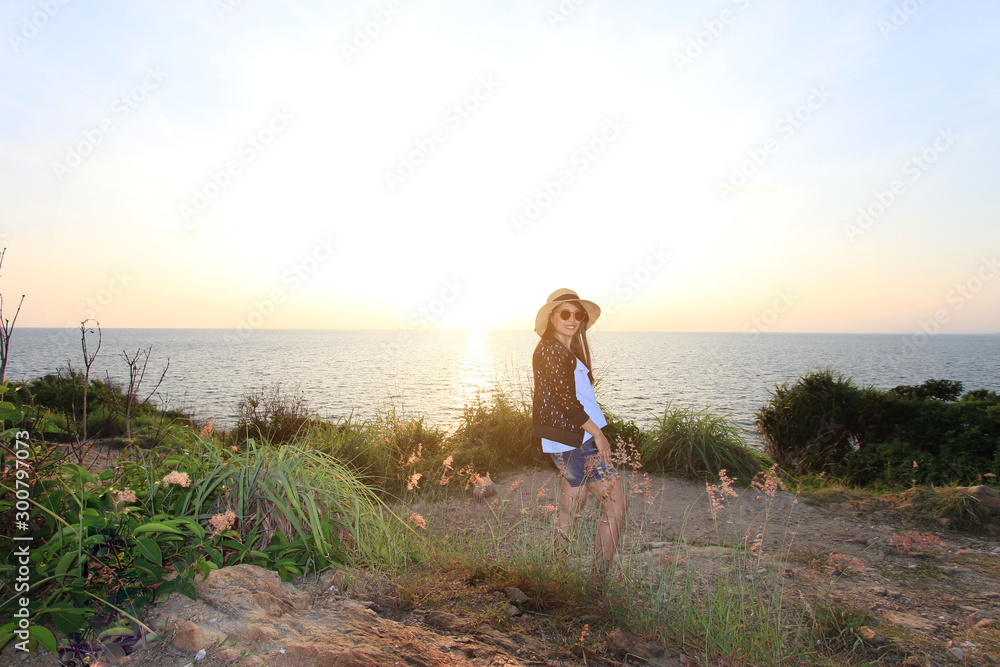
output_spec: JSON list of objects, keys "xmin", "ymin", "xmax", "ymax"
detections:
[
  {"xmin": 447, "ymin": 390, "xmax": 537, "ymax": 473},
  {"xmin": 602, "ymin": 416, "xmax": 648, "ymax": 451},
  {"xmin": 757, "ymin": 372, "xmax": 1000, "ymax": 487},
  {"xmin": 755, "ymin": 370, "xmax": 871, "ymax": 474},
  {"xmin": 641, "ymin": 404, "xmax": 771, "ymax": 480},
  {"xmin": 889, "ymin": 379, "xmax": 963, "ymax": 402},
  {"xmin": 234, "ymin": 382, "xmax": 313, "ymax": 444},
  {"xmin": 842, "ymin": 387, "xmax": 1000, "ymax": 486}
]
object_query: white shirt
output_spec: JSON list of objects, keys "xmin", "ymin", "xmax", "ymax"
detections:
[{"xmin": 541, "ymin": 358, "xmax": 608, "ymax": 453}]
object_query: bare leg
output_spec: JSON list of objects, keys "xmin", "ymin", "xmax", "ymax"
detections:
[
  {"xmin": 556, "ymin": 476, "xmax": 587, "ymax": 554},
  {"xmin": 586, "ymin": 476, "xmax": 626, "ymax": 573}
]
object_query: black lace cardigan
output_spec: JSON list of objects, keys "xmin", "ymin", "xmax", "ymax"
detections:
[{"xmin": 531, "ymin": 337, "xmax": 591, "ymax": 447}]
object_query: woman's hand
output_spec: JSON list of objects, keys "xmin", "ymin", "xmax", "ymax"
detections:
[{"xmin": 594, "ymin": 430, "xmax": 613, "ymax": 467}]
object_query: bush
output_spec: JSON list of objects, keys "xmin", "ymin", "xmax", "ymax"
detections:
[
  {"xmin": 755, "ymin": 370, "xmax": 871, "ymax": 474},
  {"xmin": 756, "ymin": 372, "xmax": 1000, "ymax": 487},
  {"xmin": 641, "ymin": 404, "xmax": 771, "ymax": 480},
  {"xmin": 447, "ymin": 390, "xmax": 537, "ymax": 473},
  {"xmin": 842, "ymin": 386, "xmax": 1000, "ymax": 486},
  {"xmin": 234, "ymin": 383, "xmax": 313, "ymax": 444}
]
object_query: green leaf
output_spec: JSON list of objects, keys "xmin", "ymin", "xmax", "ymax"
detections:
[
  {"xmin": 29, "ymin": 626, "xmax": 58, "ymax": 654},
  {"xmin": 168, "ymin": 516, "xmax": 206, "ymax": 539},
  {"xmin": 174, "ymin": 577, "xmax": 198, "ymax": 601},
  {"xmin": 98, "ymin": 626, "xmax": 136, "ymax": 640},
  {"xmin": 136, "ymin": 537, "xmax": 162, "ymax": 566},
  {"xmin": 50, "ymin": 608, "xmax": 91, "ymax": 636},
  {"xmin": 134, "ymin": 522, "xmax": 184, "ymax": 535},
  {"xmin": 55, "ymin": 551, "xmax": 77, "ymax": 577}
]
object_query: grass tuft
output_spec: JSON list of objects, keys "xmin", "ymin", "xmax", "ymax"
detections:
[{"xmin": 641, "ymin": 403, "xmax": 772, "ymax": 480}]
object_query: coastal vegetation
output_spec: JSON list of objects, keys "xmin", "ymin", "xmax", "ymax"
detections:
[{"xmin": 1, "ymin": 364, "xmax": 998, "ymax": 665}]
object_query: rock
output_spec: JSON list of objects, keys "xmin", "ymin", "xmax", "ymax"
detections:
[
  {"xmin": 504, "ymin": 603, "xmax": 521, "ymax": 617},
  {"xmin": 216, "ymin": 648, "xmax": 243, "ymax": 661},
  {"xmin": 967, "ymin": 485, "xmax": 1000, "ymax": 511},
  {"xmin": 969, "ymin": 610, "xmax": 993, "ymax": 622},
  {"xmin": 883, "ymin": 611, "xmax": 939, "ymax": 633},
  {"xmin": 424, "ymin": 611, "xmax": 464, "ymax": 630},
  {"xmin": 473, "ymin": 475, "xmax": 497, "ymax": 501},
  {"xmin": 976, "ymin": 619, "xmax": 997, "ymax": 630},
  {"xmin": 938, "ymin": 566, "xmax": 972, "ymax": 576},
  {"xmin": 504, "ymin": 587, "xmax": 529, "ymax": 604},
  {"xmin": 604, "ymin": 628, "xmax": 666, "ymax": 660},
  {"xmin": 169, "ymin": 620, "xmax": 225, "ymax": 654},
  {"xmin": 147, "ymin": 565, "xmax": 532, "ymax": 666},
  {"xmin": 947, "ymin": 647, "xmax": 966, "ymax": 661},
  {"xmin": 857, "ymin": 626, "xmax": 885, "ymax": 645}
]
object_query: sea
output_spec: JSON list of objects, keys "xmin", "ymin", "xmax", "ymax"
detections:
[{"xmin": 7, "ymin": 328, "xmax": 1000, "ymax": 435}]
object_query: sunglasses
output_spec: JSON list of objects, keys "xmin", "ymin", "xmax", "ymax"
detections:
[{"xmin": 556, "ymin": 309, "xmax": 586, "ymax": 322}]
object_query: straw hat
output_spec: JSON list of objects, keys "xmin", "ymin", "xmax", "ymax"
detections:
[{"xmin": 534, "ymin": 288, "xmax": 601, "ymax": 335}]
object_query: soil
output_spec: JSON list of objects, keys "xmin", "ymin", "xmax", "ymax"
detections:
[{"xmin": 5, "ymin": 458, "xmax": 998, "ymax": 666}]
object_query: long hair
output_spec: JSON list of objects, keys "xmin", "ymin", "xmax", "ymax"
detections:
[{"xmin": 540, "ymin": 302, "xmax": 594, "ymax": 384}]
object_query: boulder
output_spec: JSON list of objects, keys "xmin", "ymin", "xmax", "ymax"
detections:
[
  {"xmin": 473, "ymin": 475, "xmax": 497, "ymax": 501},
  {"xmin": 967, "ymin": 485, "xmax": 1000, "ymax": 511},
  {"xmin": 147, "ymin": 564, "xmax": 532, "ymax": 666}
]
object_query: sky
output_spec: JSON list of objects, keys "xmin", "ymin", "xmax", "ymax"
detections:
[{"xmin": 1, "ymin": 0, "xmax": 998, "ymax": 334}]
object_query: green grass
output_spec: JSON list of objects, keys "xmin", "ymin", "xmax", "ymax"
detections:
[{"xmin": 640, "ymin": 403, "xmax": 773, "ymax": 480}]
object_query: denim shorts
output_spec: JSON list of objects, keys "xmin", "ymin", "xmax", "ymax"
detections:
[{"xmin": 550, "ymin": 438, "xmax": 617, "ymax": 488}]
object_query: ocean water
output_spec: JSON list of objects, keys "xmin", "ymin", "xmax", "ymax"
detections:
[{"xmin": 9, "ymin": 328, "xmax": 1000, "ymax": 433}]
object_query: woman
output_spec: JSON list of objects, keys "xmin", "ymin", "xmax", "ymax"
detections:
[{"xmin": 531, "ymin": 288, "xmax": 626, "ymax": 574}]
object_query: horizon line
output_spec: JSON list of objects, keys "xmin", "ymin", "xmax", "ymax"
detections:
[{"xmin": 15, "ymin": 326, "xmax": 1000, "ymax": 336}]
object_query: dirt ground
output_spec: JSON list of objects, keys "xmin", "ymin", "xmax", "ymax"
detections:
[
  {"xmin": 398, "ymin": 465, "xmax": 1000, "ymax": 665},
  {"xmin": 5, "ymin": 459, "xmax": 999, "ymax": 666}
]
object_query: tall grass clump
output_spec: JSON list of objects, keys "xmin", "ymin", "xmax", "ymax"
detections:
[
  {"xmin": 447, "ymin": 389, "xmax": 536, "ymax": 473},
  {"xmin": 641, "ymin": 403, "xmax": 771, "ymax": 480},
  {"xmin": 298, "ymin": 408, "xmax": 447, "ymax": 494}
]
